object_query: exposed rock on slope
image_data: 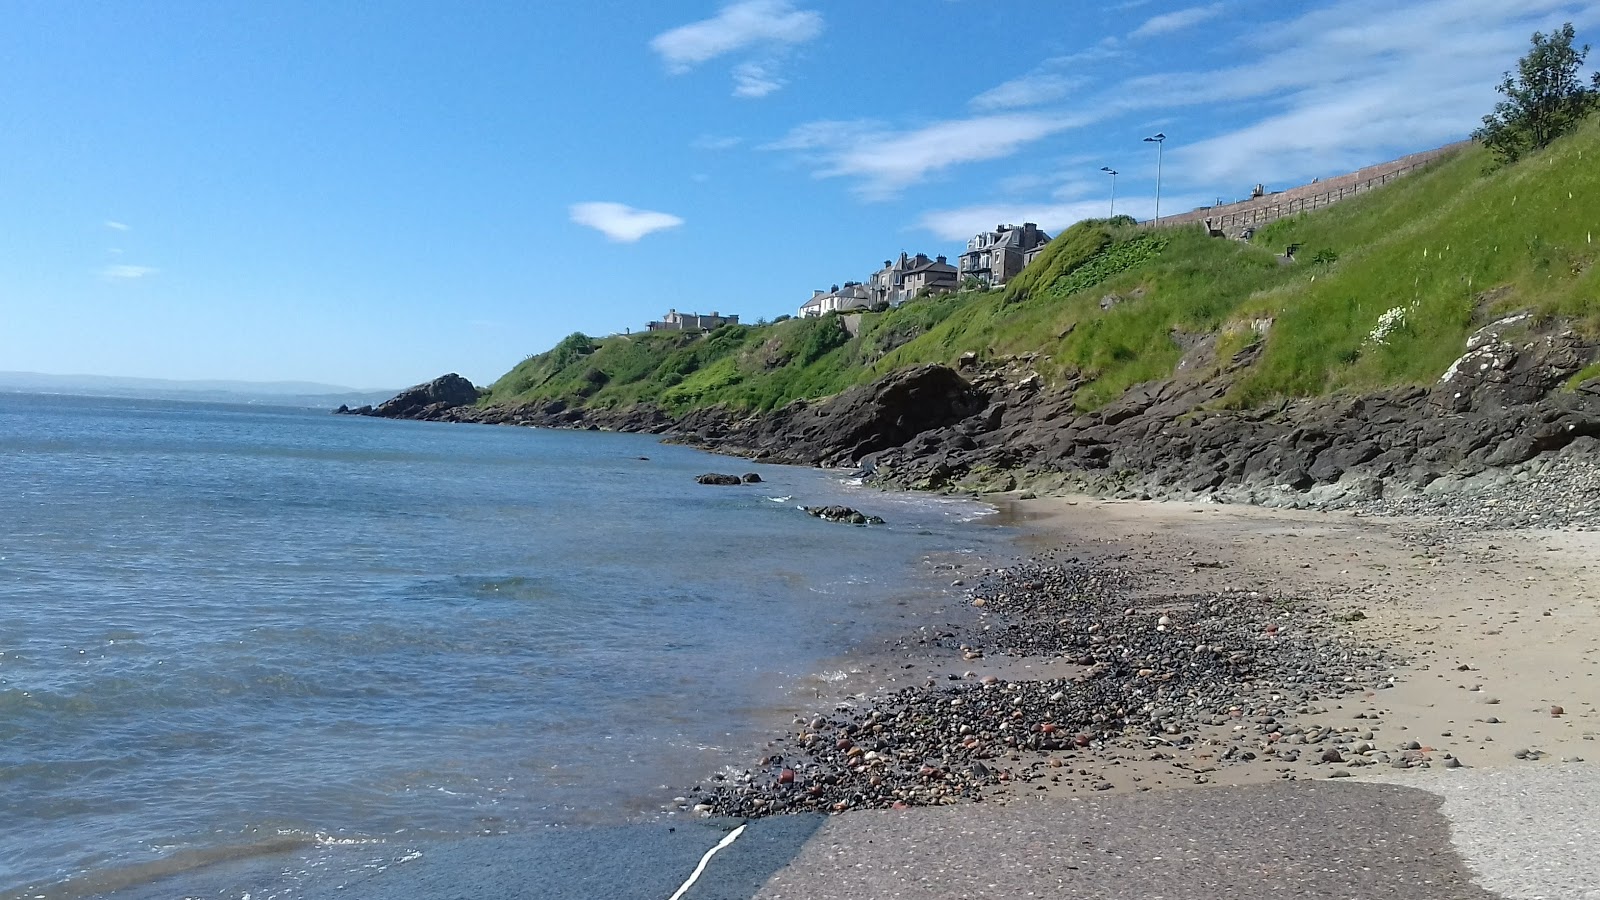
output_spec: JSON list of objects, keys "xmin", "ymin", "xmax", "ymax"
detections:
[
  {"xmin": 666, "ymin": 363, "xmax": 988, "ymax": 467},
  {"xmin": 865, "ymin": 321, "xmax": 1600, "ymax": 508}
]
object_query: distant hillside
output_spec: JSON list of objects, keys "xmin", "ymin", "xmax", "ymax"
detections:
[
  {"xmin": 483, "ymin": 117, "xmax": 1600, "ymax": 417},
  {"xmin": 0, "ymin": 372, "xmax": 398, "ymax": 409}
]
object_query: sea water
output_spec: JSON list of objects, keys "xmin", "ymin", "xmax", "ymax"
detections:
[{"xmin": 0, "ymin": 394, "xmax": 1001, "ymax": 898}]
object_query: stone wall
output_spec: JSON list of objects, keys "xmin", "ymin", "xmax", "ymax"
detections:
[{"xmin": 1155, "ymin": 141, "xmax": 1472, "ymax": 238}]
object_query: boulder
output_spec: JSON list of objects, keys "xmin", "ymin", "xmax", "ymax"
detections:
[
  {"xmin": 803, "ymin": 505, "xmax": 885, "ymax": 525},
  {"xmin": 696, "ymin": 473, "xmax": 744, "ymax": 486},
  {"xmin": 741, "ymin": 473, "xmax": 763, "ymax": 483},
  {"xmin": 368, "ymin": 373, "xmax": 482, "ymax": 419}
]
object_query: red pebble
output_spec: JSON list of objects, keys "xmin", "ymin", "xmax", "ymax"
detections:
[
  {"xmin": 1552, "ymin": 705, "xmax": 1565, "ymax": 716},
  {"xmin": 778, "ymin": 768, "xmax": 795, "ymax": 784}
]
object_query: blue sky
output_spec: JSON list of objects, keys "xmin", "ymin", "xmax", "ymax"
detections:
[{"xmin": 3, "ymin": 0, "xmax": 1596, "ymax": 388}]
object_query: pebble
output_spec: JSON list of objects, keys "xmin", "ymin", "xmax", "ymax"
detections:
[{"xmin": 698, "ymin": 555, "xmax": 1391, "ymax": 818}]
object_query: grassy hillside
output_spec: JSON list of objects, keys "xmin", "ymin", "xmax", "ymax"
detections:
[{"xmin": 483, "ymin": 116, "xmax": 1600, "ymax": 415}]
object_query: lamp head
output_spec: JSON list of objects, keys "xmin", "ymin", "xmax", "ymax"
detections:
[
  {"xmin": 1101, "ymin": 166, "xmax": 1117, "ymax": 174},
  {"xmin": 1144, "ymin": 132, "xmax": 1166, "ymax": 143}
]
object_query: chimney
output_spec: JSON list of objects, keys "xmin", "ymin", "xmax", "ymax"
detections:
[
  {"xmin": 813, "ymin": 289, "xmax": 824, "ymax": 298},
  {"xmin": 884, "ymin": 260, "xmax": 892, "ymax": 268},
  {"xmin": 936, "ymin": 255, "xmax": 946, "ymax": 264}
]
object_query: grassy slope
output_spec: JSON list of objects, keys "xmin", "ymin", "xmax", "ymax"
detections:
[{"xmin": 484, "ymin": 118, "xmax": 1600, "ymax": 415}]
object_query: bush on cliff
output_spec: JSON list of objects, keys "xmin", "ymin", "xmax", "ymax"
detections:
[{"xmin": 1473, "ymin": 23, "xmax": 1599, "ymax": 165}]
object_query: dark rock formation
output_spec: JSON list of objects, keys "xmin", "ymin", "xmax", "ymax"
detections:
[
  {"xmin": 803, "ymin": 505, "xmax": 885, "ymax": 525},
  {"xmin": 667, "ymin": 364, "xmax": 989, "ymax": 467},
  {"xmin": 696, "ymin": 473, "xmax": 744, "ymax": 486},
  {"xmin": 341, "ymin": 313, "xmax": 1599, "ymax": 513},
  {"xmin": 742, "ymin": 473, "xmax": 763, "ymax": 483},
  {"xmin": 863, "ymin": 320, "xmax": 1600, "ymax": 507},
  {"xmin": 362, "ymin": 373, "xmax": 482, "ymax": 420}
]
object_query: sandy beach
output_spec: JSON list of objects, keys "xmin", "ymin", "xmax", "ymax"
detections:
[
  {"xmin": 703, "ymin": 491, "xmax": 1600, "ymax": 812},
  {"xmin": 1013, "ymin": 495, "xmax": 1600, "ymax": 777}
]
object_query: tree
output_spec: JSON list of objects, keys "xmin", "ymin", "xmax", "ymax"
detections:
[{"xmin": 1474, "ymin": 23, "xmax": 1598, "ymax": 164}]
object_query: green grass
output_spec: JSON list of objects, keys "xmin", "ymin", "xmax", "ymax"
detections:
[{"xmin": 482, "ymin": 118, "xmax": 1600, "ymax": 416}]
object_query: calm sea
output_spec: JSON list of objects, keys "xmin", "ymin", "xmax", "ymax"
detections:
[{"xmin": 0, "ymin": 394, "xmax": 1002, "ymax": 898}]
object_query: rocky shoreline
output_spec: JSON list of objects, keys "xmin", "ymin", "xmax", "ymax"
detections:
[
  {"xmin": 338, "ymin": 335, "xmax": 1600, "ymax": 827},
  {"xmin": 345, "ymin": 312, "xmax": 1600, "ymax": 527},
  {"xmin": 690, "ymin": 549, "xmax": 1396, "ymax": 818}
]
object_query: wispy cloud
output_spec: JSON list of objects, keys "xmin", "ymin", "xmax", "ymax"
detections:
[
  {"xmin": 569, "ymin": 202, "xmax": 685, "ymax": 242},
  {"xmin": 650, "ymin": 1, "xmax": 823, "ymax": 71},
  {"xmin": 101, "ymin": 264, "xmax": 159, "ymax": 281},
  {"xmin": 766, "ymin": 113, "xmax": 1083, "ymax": 199},
  {"xmin": 919, "ymin": 0, "xmax": 1598, "ymax": 240},
  {"xmin": 104, "ymin": 220, "xmax": 130, "ymax": 231},
  {"xmin": 1130, "ymin": 0, "xmax": 1600, "ymax": 184},
  {"xmin": 970, "ymin": 73, "xmax": 1085, "ymax": 111},
  {"xmin": 917, "ymin": 201, "xmax": 1111, "ymax": 241},
  {"xmin": 1130, "ymin": 3, "xmax": 1224, "ymax": 38},
  {"xmin": 732, "ymin": 62, "xmax": 784, "ymax": 98}
]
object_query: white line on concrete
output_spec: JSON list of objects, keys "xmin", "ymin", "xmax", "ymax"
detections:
[{"xmin": 668, "ymin": 824, "xmax": 747, "ymax": 900}]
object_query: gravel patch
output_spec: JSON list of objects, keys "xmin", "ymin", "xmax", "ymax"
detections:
[
  {"xmin": 1353, "ymin": 440, "xmax": 1600, "ymax": 531},
  {"xmin": 696, "ymin": 552, "xmax": 1393, "ymax": 818}
]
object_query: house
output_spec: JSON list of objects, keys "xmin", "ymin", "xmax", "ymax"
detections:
[
  {"xmin": 799, "ymin": 282, "xmax": 873, "ymax": 318},
  {"xmin": 647, "ymin": 309, "xmax": 739, "ymax": 332},
  {"xmin": 958, "ymin": 223, "xmax": 1051, "ymax": 287},
  {"xmin": 868, "ymin": 252, "xmax": 959, "ymax": 307},
  {"xmin": 900, "ymin": 254, "xmax": 958, "ymax": 300}
]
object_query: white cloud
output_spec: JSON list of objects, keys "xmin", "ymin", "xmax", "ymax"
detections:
[
  {"xmin": 104, "ymin": 220, "xmax": 129, "ymax": 231},
  {"xmin": 732, "ymin": 62, "xmax": 783, "ymax": 98},
  {"xmin": 1120, "ymin": 0, "xmax": 1600, "ymax": 185},
  {"xmin": 970, "ymin": 73, "xmax": 1084, "ymax": 111},
  {"xmin": 917, "ymin": 190, "xmax": 1216, "ymax": 240},
  {"xmin": 569, "ymin": 202, "xmax": 685, "ymax": 242},
  {"xmin": 1130, "ymin": 3, "xmax": 1224, "ymax": 38},
  {"xmin": 766, "ymin": 113, "xmax": 1084, "ymax": 199},
  {"xmin": 101, "ymin": 264, "xmax": 158, "ymax": 281},
  {"xmin": 650, "ymin": 1, "xmax": 823, "ymax": 72},
  {"xmin": 917, "ymin": 201, "xmax": 1112, "ymax": 241}
]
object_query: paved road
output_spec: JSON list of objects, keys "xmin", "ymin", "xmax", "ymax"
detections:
[{"xmin": 749, "ymin": 781, "xmax": 1497, "ymax": 900}]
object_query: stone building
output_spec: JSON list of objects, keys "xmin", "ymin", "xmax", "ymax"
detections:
[
  {"xmin": 647, "ymin": 309, "xmax": 739, "ymax": 332},
  {"xmin": 799, "ymin": 283, "xmax": 872, "ymax": 318},
  {"xmin": 958, "ymin": 223, "xmax": 1051, "ymax": 287},
  {"xmin": 867, "ymin": 252, "xmax": 959, "ymax": 307}
]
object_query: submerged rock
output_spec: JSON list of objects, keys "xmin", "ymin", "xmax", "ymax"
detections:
[
  {"xmin": 803, "ymin": 505, "xmax": 884, "ymax": 525},
  {"xmin": 696, "ymin": 473, "xmax": 744, "ymax": 486}
]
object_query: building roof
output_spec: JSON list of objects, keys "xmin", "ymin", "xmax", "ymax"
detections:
[{"xmin": 905, "ymin": 258, "xmax": 957, "ymax": 275}]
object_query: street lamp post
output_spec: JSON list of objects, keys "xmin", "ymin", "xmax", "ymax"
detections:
[
  {"xmin": 1143, "ymin": 132, "xmax": 1166, "ymax": 222},
  {"xmin": 1100, "ymin": 166, "xmax": 1118, "ymax": 217}
]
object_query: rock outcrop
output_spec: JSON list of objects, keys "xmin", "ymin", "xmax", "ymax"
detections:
[
  {"xmin": 864, "ymin": 318, "xmax": 1600, "ymax": 507},
  {"xmin": 338, "ymin": 315, "xmax": 1600, "ymax": 513},
  {"xmin": 696, "ymin": 473, "xmax": 744, "ymax": 486},
  {"xmin": 666, "ymin": 364, "xmax": 989, "ymax": 467},
  {"xmin": 350, "ymin": 373, "xmax": 483, "ymax": 420},
  {"xmin": 803, "ymin": 505, "xmax": 885, "ymax": 525}
]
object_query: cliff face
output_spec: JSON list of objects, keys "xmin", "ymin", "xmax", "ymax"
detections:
[{"xmin": 349, "ymin": 311, "xmax": 1599, "ymax": 510}]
